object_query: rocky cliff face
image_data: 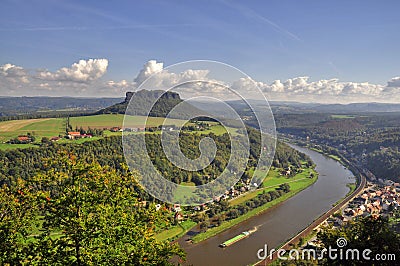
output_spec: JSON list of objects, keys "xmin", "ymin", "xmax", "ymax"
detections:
[
  {"xmin": 123, "ymin": 90, "xmax": 181, "ymax": 103},
  {"xmin": 97, "ymin": 89, "xmax": 204, "ymax": 118}
]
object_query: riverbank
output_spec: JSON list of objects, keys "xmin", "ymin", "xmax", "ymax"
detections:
[
  {"xmin": 255, "ymin": 145, "xmax": 366, "ymax": 265},
  {"xmin": 155, "ymin": 220, "xmax": 196, "ymax": 242},
  {"xmin": 289, "ymin": 140, "xmax": 361, "ymax": 196},
  {"xmin": 179, "ymin": 144, "xmax": 357, "ymax": 266},
  {"xmin": 191, "ymin": 168, "xmax": 318, "ymax": 243},
  {"xmin": 257, "ymin": 174, "xmax": 366, "ymax": 265}
]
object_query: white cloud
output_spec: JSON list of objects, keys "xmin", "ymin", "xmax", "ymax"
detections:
[
  {"xmin": 133, "ymin": 60, "xmax": 212, "ymax": 95},
  {"xmin": 134, "ymin": 60, "xmax": 164, "ymax": 84},
  {"xmin": 0, "ymin": 59, "xmax": 108, "ymax": 96},
  {"xmin": 261, "ymin": 77, "xmax": 388, "ymax": 102},
  {"xmin": 37, "ymin": 59, "xmax": 108, "ymax": 83},
  {"xmin": 228, "ymin": 75, "xmax": 400, "ymax": 103},
  {"xmin": 0, "ymin": 59, "xmax": 400, "ymax": 103},
  {"xmin": 0, "ymin": 63, "xmax": 29, "ymax": 83},
  {"xmin": 387, "ymin": 77, "xmax": 400, "ymax": 87}
]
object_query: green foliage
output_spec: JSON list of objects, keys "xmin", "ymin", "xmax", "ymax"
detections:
[
  {"xmin": 318, "ymin": 216, "xmax": 400, "ymax": 265},
  {"xmin": 0, "ymin": 179, "xmax": 38, "ymax": 265},
  {"xmin": 98, "ymin": 90, "xmax": 204, "ymax": 119},
  {"xmin": 0, "ymin": 128, "xmax": 311, "ymax": 196},
  {"xmin": 0, "ymin": 157, "xmax": 185, "ymax": 265},
  {"xmin": 366, "ymin": 147, "xmax": 400, "ymax": 182},
  {"xmin": 276, "ymin": 112, "xmax": 400, "ymax": 182}
]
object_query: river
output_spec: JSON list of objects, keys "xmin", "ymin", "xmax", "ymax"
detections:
[{"xmin": 178, "ymin": 144, "xmax": 356, "ymax": 266}]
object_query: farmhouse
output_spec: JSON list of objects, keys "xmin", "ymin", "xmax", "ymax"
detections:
[
  {"xmin": 17, "ymin": 136, "xmax": 31, "ymax": 142},
  {"xmin": 110, "ymin": 127, "xmax": 121, "ymax": 132},
  {"xmin": 67, "ymin": 132, "xmax": 93, "ymax": 139},
  {"xmin": 67, "ymin": 132, "xmax": 81, "ymax": 139}
]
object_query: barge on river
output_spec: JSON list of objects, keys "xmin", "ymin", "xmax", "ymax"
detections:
[{"xmin": 219, "ymin": 231, "xmax": 250, "ymax": 248}]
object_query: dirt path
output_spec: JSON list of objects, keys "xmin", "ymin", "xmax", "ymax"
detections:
[{"xmin": 0, "ymin": 118, "xmax": 51, "ymax": 132}]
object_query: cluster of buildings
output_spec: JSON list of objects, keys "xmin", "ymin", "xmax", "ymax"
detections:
[
  {"xmin": 327, "ymin": 183, "xmax": 400, "ymax": 227},
  {"xmin": 67, "ymin": 131, "xmax": 93, "ymax": 139},
  {"xmin": 212, "ymin": 183, "xmax": 259, "ymax": 202},
  {"xmin": 345, "ymin": 184, "xmax": 400, "ymax": 218},
  {"xmin": 110, "ymin": 126, "xmax": 146, "ymax": 132}
]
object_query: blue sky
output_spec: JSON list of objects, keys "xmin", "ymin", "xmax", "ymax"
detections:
[{"xmin": 0, "ymin": 0, "xmax": 399, "ymax": 102}]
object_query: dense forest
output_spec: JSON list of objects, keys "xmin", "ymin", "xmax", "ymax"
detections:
[
  {"xmin": 0, "ymin": 129, "xmax": 311, "ymax": 190},
  {"xmin": 273, "ymin": 112, "xmax": 400, "ymax": 183}
]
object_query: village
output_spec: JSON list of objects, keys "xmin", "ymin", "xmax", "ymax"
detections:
[
  {"xmin": 334, "ymin": 182, "xmax": 400, "ymax": 226},
  {"xmin": 299, "ymin": 181, "xmax": 400, "ymax": 253},
  {"xmin": 148, "ymin": 164, "xmax": 313, "ymax": 228}
]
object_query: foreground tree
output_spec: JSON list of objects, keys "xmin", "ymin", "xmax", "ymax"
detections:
[
  {"xmin": 1, "ymin": 154, "xmax": 185, "ymax": 265},
  {"xmin": 0, "ymin": 178, "xmax": 38, "ymax": 264},
  {"xmin": 318, "ymin": 216, "xmax": 400, "ymax": 265}
]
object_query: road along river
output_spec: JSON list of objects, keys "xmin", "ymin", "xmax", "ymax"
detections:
[{"xmin": 178, "ymin": 144, "xmax": 356, "ymax": 266}]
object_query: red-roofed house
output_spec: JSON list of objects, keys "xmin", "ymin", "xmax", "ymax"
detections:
[
  {"xmin": 17, "ymin": 136, "xmax": 30, "ymax": 142},
  {"xmin": 67, "ymin": 132, "xmax": 82, "ymax": 139}
]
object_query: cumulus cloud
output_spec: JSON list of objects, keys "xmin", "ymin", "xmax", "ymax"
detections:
[
  {"xmin": 0, "ymin": 59, "xmax": 109, "ymax": 96},
  {"xmin": 0, "ymin": 63, "xmax": 29, "ymax": 83},
  {"xmin": 134, "ymin": 60, "xmax": 163, "ymax": 84},
  {"xmin": 0, "ymin": 59, "xmax": 400, "ymax": 103},
  {"xmin": 99, "ymin": 79, "xmax": 136, "ymax": 95},
  {"xmin": 37, "ymin": 59, "xmax": 108, "ymax": 83},
  {"xmin": 387, "ymin": 77, "xmax": 400, "ymax": 87},
  {"xmin": 263, "ymin": 76, "xmax": 384, "ymax": 97},
  {"xmin": 133, "ymin": 60, "xmax": 212, "ymax": 95},
  {"xmin": 228, "ymin": 75, "xmax": 400, "ymax": 103}
]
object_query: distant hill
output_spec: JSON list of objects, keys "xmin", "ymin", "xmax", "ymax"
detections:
[
  {"xmin": 97, "ymin": 89, "xmax": 207, "ymax": 119},
  {"xmin": 310, "ymin": 102, "xmax": 400, "ymax": 113},
  {"xmin": 269, "ymin": 101, "xmax": 400, "ymax": 114},
  {"xmin": 0, "ymin": 96, "xmax": 122, "ymax": 117},
  {"xmin": 214, "ymin": 100, "xmax": 400, "ymax": 114}
]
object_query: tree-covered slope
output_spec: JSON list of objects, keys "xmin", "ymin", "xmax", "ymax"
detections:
[{"xmin": 97, "ymin": 89, "xmax": 206, "ymax": 119}]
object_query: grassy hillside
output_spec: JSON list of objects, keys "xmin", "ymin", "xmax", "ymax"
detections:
[
  {"xmin": 70, "ymin": 114, "xmax": 186, "ymax": 129},
  {"xmin": 0, "ymin": 114, "xmax": 237, "ymax": 150},
  {"xmin": 0, "ymin": 118, "xmax": 64, "ymax": 143},
  {"xmin": 0, "ymin": 115, "xmax": 183, "ymax": 148}
]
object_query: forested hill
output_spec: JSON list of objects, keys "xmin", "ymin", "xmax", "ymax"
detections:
[
  {"xmin": 97, "ymin": 89, "xmax": 207, "ymax": 118},
  {"xmin": 0, "ymin": 133, "xmax": 312, "ymax": 191},
  {"xmin": 0, "ymin": 96, "xmax": 122, "ymax": 117}
]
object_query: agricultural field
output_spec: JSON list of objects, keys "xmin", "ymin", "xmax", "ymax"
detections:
[
  {"xmin": 70, "ymin": 114, "xmax": 187, "ymax": 129},
  {"xmin": 0, "ymin": 118, "xmax": 65, "ymax": 144},
  {"xmin": 0, "ymin": 114, "xmax": 236, "ymax": 150}
]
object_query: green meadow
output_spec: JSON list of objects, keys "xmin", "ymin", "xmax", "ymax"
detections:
[
  {"xmin": 0, "ymin": 114, "xmax": 236, "ymax": 150},
  {"xmin": 229, "ymin": 167, "xmax": 317, "ymax": 206}
]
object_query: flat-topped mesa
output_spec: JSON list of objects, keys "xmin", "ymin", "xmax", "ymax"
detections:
[
  {"xmin": 124, "ymin": 90, "xmax": 181, "ymax": 103},
  {"xmin": 97, "ymin": 89, "xmax": 205, "ymax": 119}
]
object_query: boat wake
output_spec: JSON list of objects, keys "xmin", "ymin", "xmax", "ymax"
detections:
[{"xmin": 248, "ymin": 226, "xmax": 258, "ymax": 234}]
